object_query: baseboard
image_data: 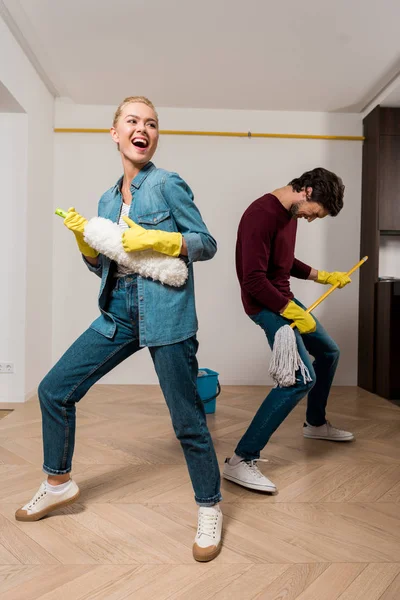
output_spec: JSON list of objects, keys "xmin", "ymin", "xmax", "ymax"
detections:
[
  {"xmin": 0, "ymin": 387, "xmax": 37, "ymax": 407},
  {"xmin": 25, "ymin": 388, "xmax": 38, "ymax": 402}
]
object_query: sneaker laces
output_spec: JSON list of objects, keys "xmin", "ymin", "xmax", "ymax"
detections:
[
  {"xmin": 326, "ymin": 421, "xmax": 346, "ymax": 434},
  {"xmin": 27, "ymin": 483, "xmax": 47, "ymax": 509},
  {"xmin": 197, "ymin": 509, "xmax": 219, "ymax": 540},
  {"xmin": 244, "ymin": 458, "xmax": 269, "ymax": 479}
]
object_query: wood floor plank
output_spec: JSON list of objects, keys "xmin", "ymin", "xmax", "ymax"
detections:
[
  {"xmin": 379, "ymin": 572, "xmax": 400, "ymax": 600},
  {"xmin": 251, "ymin": 563, "xmax": 328, "ymax": 600},
  {"xmin": 336, "ymin": 563, "xmax": 400, "ymax": 600},
  {"xmin": 208, "ymin": 564, "xmax": 290, "ymax": 600},
  {"xmin": 0, "ymin": 566, "xmax": 92, "ymax": 600},
  {"xmin": 294, "ymin": 563, "xmax": 367, "ymax": 600},
  {"xmin": 0, "ymin": 513, "xmax": 60, "ymax": 565}
]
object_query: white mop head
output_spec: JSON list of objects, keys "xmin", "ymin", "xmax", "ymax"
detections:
[
  {"xmin": 269, "ymin": 324, "xmax": 312, "ymax": 387},
  {"xmin": 84, "ymin": 217, "xmax": 188, "ymax": 287}
]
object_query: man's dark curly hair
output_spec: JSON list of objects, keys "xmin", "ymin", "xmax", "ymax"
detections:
[{"xmin": 288, "ymin": 167, "xmax": 344, "ymax": 216}]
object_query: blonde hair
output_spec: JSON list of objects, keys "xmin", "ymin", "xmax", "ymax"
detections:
[{"xmin": 113, "ymin": 96, "xmax": 158, "ymax": 127}]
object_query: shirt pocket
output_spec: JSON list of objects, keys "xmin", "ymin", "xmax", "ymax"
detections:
[{"xmin": 137, "ymin": 209, "xmax": 173, "ymax": 232}]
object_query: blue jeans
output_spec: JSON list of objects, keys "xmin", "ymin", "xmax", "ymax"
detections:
[
  {"xmin": 38, "ymin": 275, "xmax": 221, "ymax": 506},
  {"xmin": 235, "ymin": 299, "xmax": 340, "ymax": 461}
]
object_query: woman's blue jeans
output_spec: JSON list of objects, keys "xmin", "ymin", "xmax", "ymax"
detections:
[{"xmin": 38, "ymin": 276, "xmax": 221, "ymax": 506}]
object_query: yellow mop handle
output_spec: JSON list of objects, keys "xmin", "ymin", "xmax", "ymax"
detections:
[{"xmin": 290, "ymin": 256, "xmax": 368, "ymax": 329}]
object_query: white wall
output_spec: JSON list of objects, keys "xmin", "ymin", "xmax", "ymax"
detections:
[
  {"xmin": 53, "ymin": 100, "xmax": 363, "ymax": 385},
  {"xmin": 0, "ymin": 14, "xmax": 54, "ymax": 401},
  {"xmin": 0, "ymin": 114, "xmax": 27, "ymax": 402}
]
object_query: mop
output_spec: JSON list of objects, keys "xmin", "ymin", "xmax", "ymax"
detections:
[
  {"xmin": 269, "ymin": 256, "xmax": 368, "ymax": 388},
  {"xmin": 55, "ymin": 209, "xmax": 188, "ymax": 288}
]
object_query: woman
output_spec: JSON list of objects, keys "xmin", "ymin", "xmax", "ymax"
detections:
[{"xmin": 16, "ymin": 96, "xmax": 223, "ymax": 562}]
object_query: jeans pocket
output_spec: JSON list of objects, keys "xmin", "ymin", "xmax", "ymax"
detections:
[{"xmin": 89, "ymin": 313, "xmax": 116, "ymax": 339}]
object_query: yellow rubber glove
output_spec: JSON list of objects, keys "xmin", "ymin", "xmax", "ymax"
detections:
[
  {"xmin": 281, "ymin": 301, "xmax": 316, "ymax": 334},
  {"xmin": 64, "ymin": 207, "xmax": 98, "ymax": 258},
  {"xmin": 316, "ymin": 270, "xmax": 351, "ymax": 288},
  {"xmin": 122, "ymin": 216, "xmax": 182, "ymax": 257}
]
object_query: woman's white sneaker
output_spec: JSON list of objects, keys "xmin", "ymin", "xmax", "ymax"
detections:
[
  {"xmin": 223, "ymin": 458, "xmax": 277, "ymax": 492},
  {"xmin": 15, "ymin": 480, "xmax": 80, "ymax": 522},
  {"xmin": 193, "ymin": 505, "xmax": 223, "ymax": 562},
  {"xmin": 303, "ymin": 421, "xmax": 354, "ymax": 441}
]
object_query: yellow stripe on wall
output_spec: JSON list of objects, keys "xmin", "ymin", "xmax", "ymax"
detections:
[{"xmin": 54, "ymin": 128, "xmax": 364, "ymax": 141}]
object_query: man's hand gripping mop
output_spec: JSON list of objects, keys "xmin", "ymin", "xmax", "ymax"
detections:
[
  {"xmin": 269, "ymin": 257, "xmax": 368, "ymax": 387},
  {"xmin": 55, "ymin": 208, "xmax": 188, "ymax": 287}
]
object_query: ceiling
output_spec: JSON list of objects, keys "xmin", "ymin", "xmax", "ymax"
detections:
[
  {"xmin": 381, "ymin": 85, "xmax": 400, "ymax": 108},
  {"xmin": 2, "ymin": 0, "xmax": 400, "ymax": 112}
]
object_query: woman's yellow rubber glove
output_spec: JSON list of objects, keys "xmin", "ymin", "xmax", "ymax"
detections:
[
  {"xmin": 64, "ymin": 207, "xmax": 99, "ymax": 258},
  {"xmin": 281, "ymin": 301, "xmax": 316, "ymax": 334},
  {"xmin": 316, "ymin": 270, "xmax": 351, "ymax": 288},
  {"xmin": 122, "ymin": 216, "xmax": 182, "ymax": 257}
]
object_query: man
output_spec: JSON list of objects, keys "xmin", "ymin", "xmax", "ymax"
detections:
[{"xmin": 224, "ymin": 167, "xmax": 354, "ymax": 493}]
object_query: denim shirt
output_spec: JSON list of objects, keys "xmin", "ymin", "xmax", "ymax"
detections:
[{"xmin": 84, "ymin": 162, "xmax": 217, "ymax": 346}]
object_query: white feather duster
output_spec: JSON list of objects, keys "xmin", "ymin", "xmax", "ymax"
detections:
[{"xmin": 84, "ymin": 217, "xmax": 188, "ymax": 287}]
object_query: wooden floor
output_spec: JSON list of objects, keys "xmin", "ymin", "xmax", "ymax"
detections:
[
  {"xmin": 0, "ymin": 385, "xmax": 400, "ymax": 599},
  {"xmin": 0, "ymin": 411, "xmax": 13, "ymax": 421}
]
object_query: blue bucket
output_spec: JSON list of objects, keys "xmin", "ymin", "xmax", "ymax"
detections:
[{"xmin": 197, "ymin": 368, "xmax": 220, "ymax": 414}]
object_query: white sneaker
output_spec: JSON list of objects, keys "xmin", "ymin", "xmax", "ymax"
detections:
[
  {"xmin": 223, "ymin": 458, "xmax": 277, "ymax": 493},
  {"xmin": 192, "ymin": 506, "xmax": 223, "ymax": 562},
  {"xmin": 303, "ymin": 421, "xmax": 354, "ymax": 442},
  {"xmin": 15, "ymin": 480, "xmax": 80, "ymax": 522}
]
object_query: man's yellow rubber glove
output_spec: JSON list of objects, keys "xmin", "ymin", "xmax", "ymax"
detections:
[
  {"xmin": 122, "ymin": 216, "xmax": 182, "ymax": 257},
  {"xmin": 281, "ymin": 301, "xmax": 316, "ymax": 334},
  {"xmin": 316, "ymin": 270, "xmax": 351, "ymax": 288},
  {"xmin": 64, "ymin": 207, "xmax": 99, "ymax": 258}
]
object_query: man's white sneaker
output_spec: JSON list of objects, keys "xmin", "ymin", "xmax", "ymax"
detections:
[
  {"xmin": 223, "ymin": 458, "xmax": 277, "ymax": 493},
  {"xmin": 193, "ymin": 505, "xmax": 223, "ymax": 562},
  {"xmin": 303, "ymin": 421, "xmax": 354, "ymax": 442},
  {"xmin": 15, "ymin": 480, "xmax": 80, "ymax": 522}
]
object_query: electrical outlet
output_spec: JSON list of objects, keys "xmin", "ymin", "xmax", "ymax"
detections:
[{"xmin": 0, "ymin": 362, "xmax": 14, "ymax": 374}]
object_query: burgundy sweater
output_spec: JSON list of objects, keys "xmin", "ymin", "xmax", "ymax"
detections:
[{"xmin": 236, "ymin": 194, "xmax": 312, "ymax": 315}]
